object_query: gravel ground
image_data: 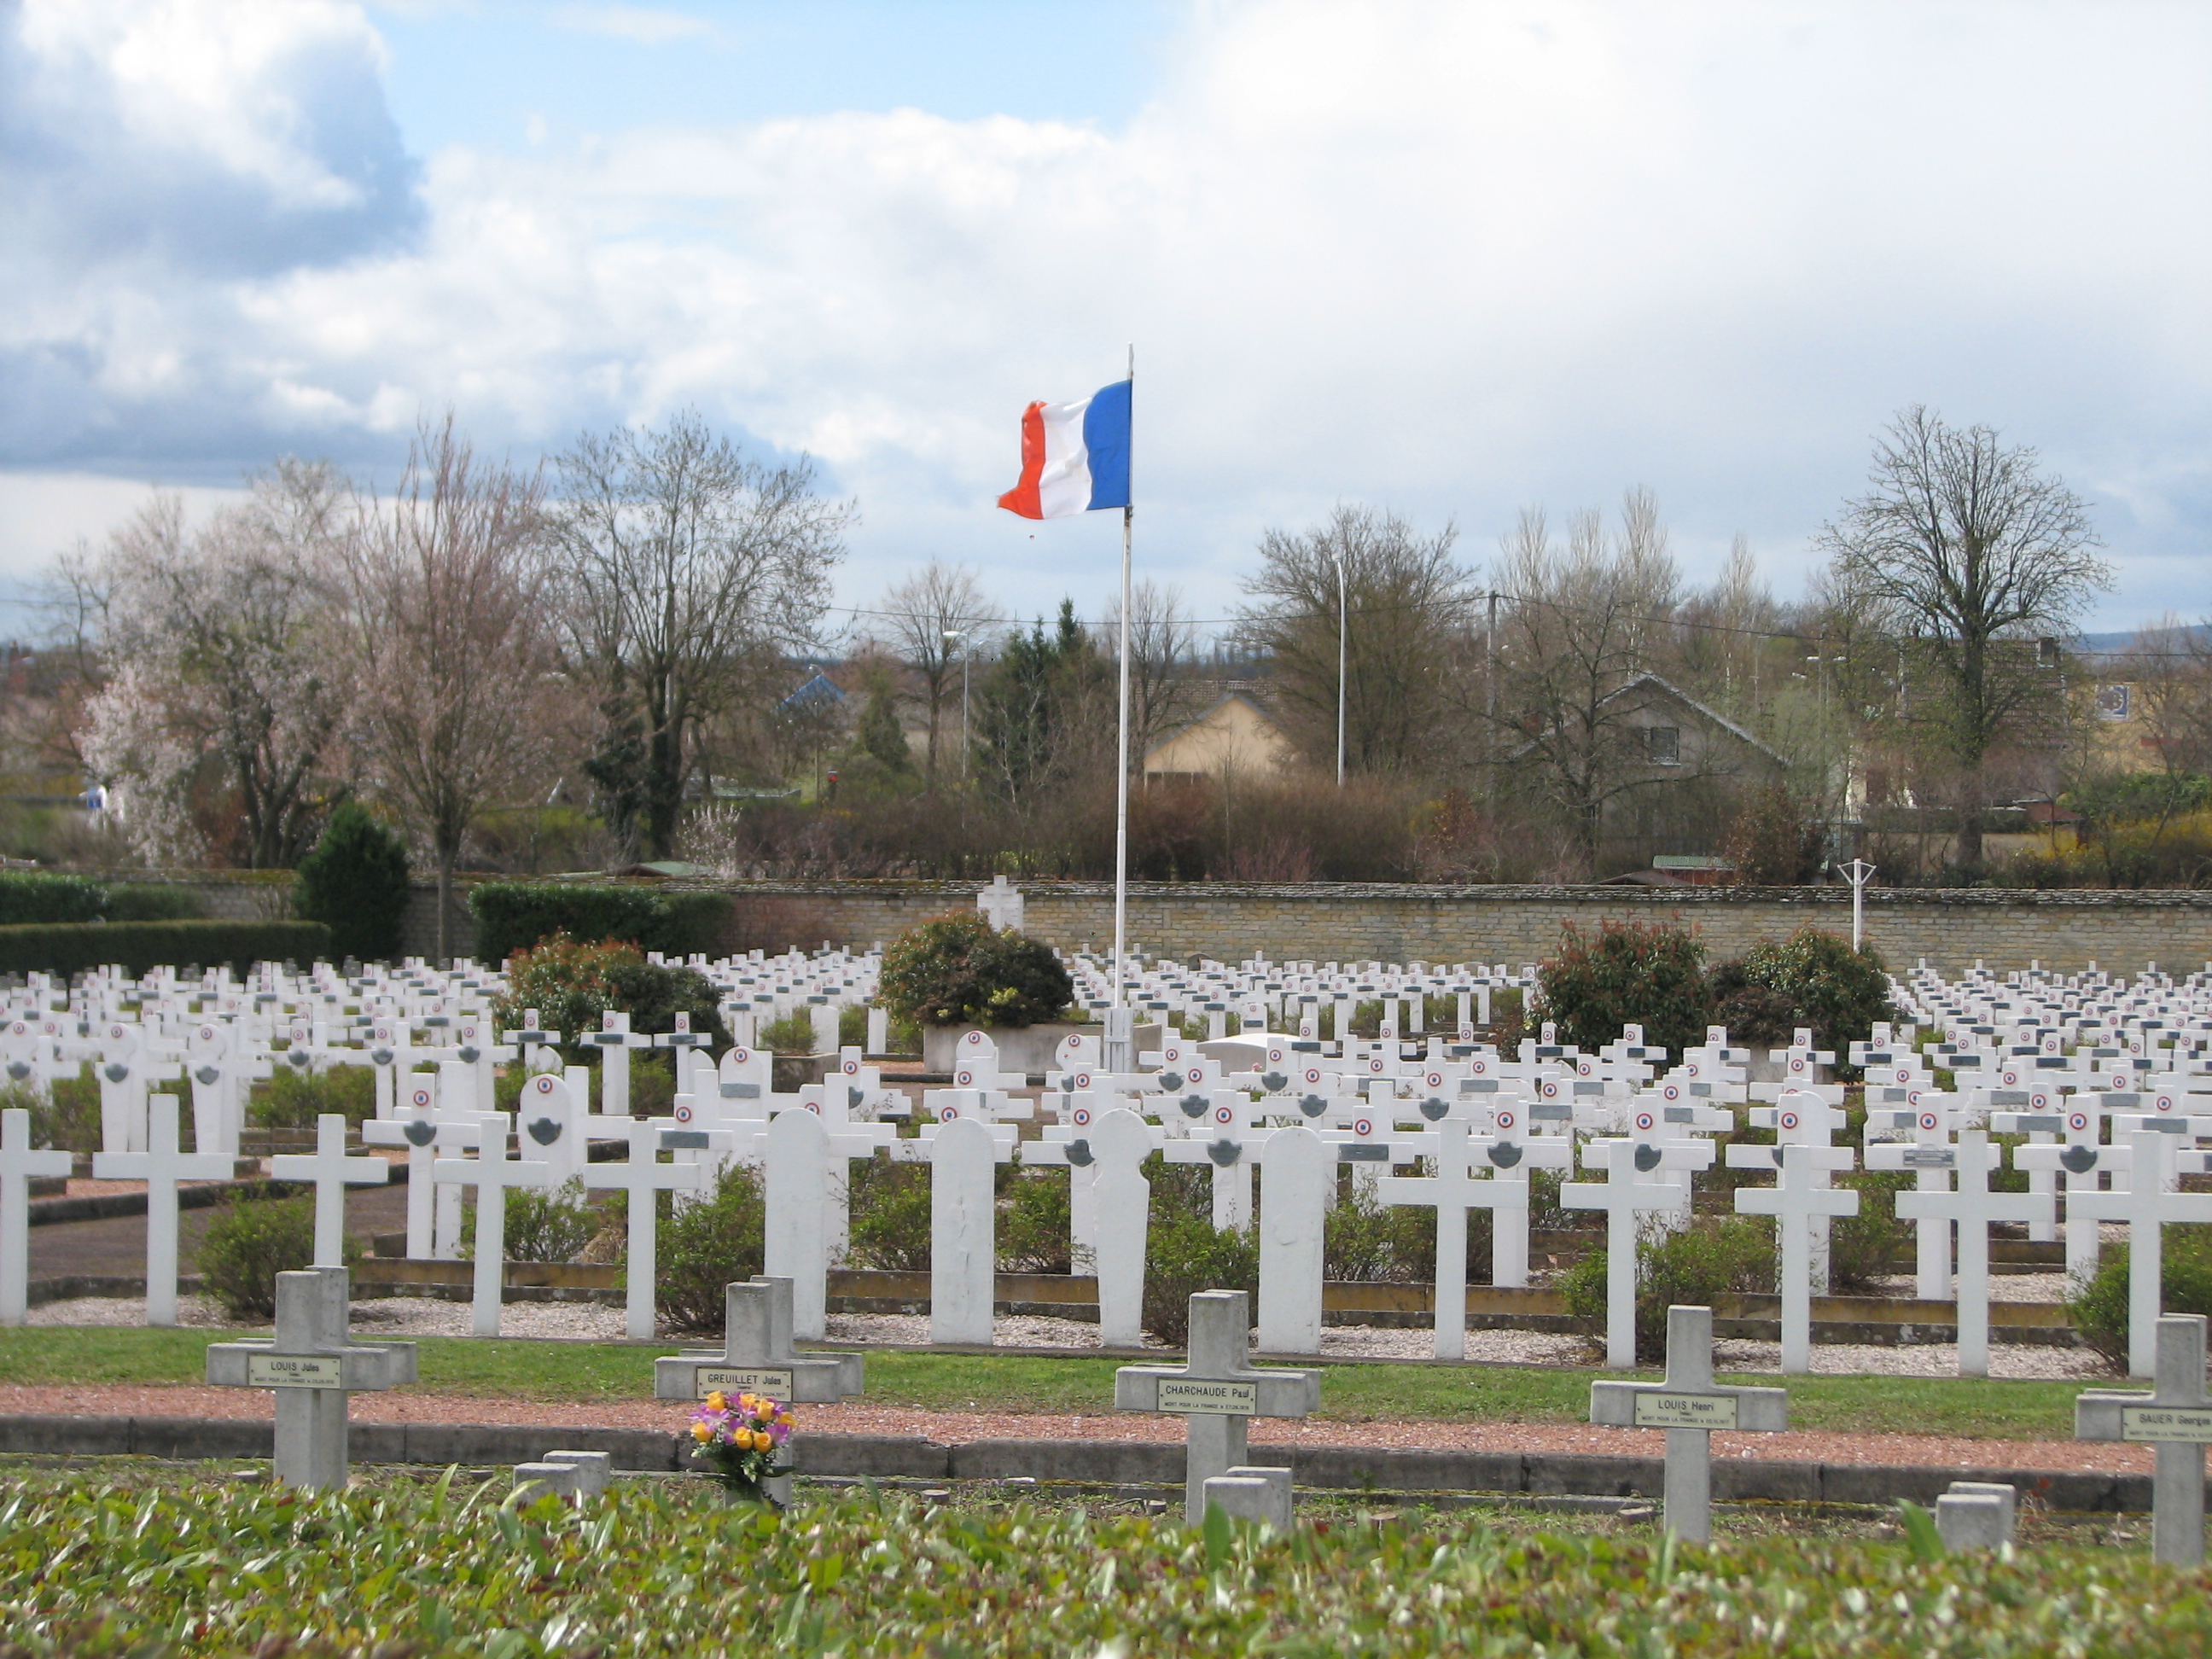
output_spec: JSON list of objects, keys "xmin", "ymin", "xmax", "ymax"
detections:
[{"xmin": 26, "ymin": 1298, "xmax": 2104, "ymax": 1377}]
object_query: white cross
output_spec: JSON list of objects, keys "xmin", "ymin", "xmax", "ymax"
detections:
[
  {"xmin": 1, "ymin": 1108, "xmax": 71, "ymax": 1324},
  {"xmin": 1115, "ymin": 1289, "xmax": 1320, "ymax": 1523},
  {"xmin": 360, "ymin": 1109, "xmax": 478, "ymax": 1260},
  {"xmin": 271, "ymin": 1113, "xmax": 390, "ymax": 1267},
  {"xmin": 582, "ymin": 1117, "xmax": 702, "ymax": 1340},
  {"xmin": 91, "ymin": 1093, "xmax": 232, "ymax": 1325},
  {"xmin": 1727, "ymin": 1139, "xmax": 1860, "ymax": 1373},
  {"xmin": 1590, "ymin": 1305, "xmax": 1787, "ymax": 1541},
  {"xmin": 1162, "ymin": 1091, "xmax": 1276, "ymax": 1228},
  {"xmin": 1378, "ymin": 1119, "xmax": 1506, "ymax": 1359},
  {"xmin": 433, "ymin": 1114, "xmax": 553, "ymax": 1336},
  {"xmin": 2067, "ymin": 1130, "xmax": 2212, "ymax": 1377},
  {"xmin": 1563, "ymin": 1134, "xmax": 1711, "ymax": 1368},
  {"xmin": 1895, "ymin": 1129, "xmax": 2052, "ymax": 1377}
]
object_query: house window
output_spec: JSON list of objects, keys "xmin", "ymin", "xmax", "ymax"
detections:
[
  {"xmin": 2097, "ymin": 684, "xmax": 2132, "ymax": 722},
  {"xmin": 1644, "ymin": 726, "xmax": 1679, "ymax": 765}
]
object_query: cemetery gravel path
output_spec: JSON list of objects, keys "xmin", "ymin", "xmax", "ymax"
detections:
[{"xmin": 0, "ymin": 1382, "xmax": 2163, "ymax": 1477}]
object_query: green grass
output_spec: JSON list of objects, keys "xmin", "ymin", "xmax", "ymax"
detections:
[
  {"xmin": 0, "ymin": 1328, "xmax": 2096, "ymax": 1440},
  {"xmin": 0, "ymin": 1470, "xmax": 2203, "ymax": 1656}
]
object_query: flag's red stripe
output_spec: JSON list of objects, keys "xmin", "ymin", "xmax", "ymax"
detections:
[{"xmin": 996, "ymin": 401, "xmax": 1047, "ymax": 519}]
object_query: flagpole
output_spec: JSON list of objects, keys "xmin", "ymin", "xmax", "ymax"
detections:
[{"xmin": 1112, "ymin": 344, "xmax": 1134, "ymax": 1057}]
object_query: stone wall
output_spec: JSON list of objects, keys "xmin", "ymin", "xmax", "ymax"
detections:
[
  {"xmin": 102, "ymin": 872, "xmax": 2212, "ymax": 975},
  {"xmin": 705, "ymin": 879, "xmax": 2212, "ymax": 976}
]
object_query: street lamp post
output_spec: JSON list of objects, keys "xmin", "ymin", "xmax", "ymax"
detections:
[
  {"xmin": 943, "ymin": 630, "xmax": 970, "ymax": 784},
  {"xmin": 1335, "ymin": 551, "xmax": 1348, "ymax": 787}
]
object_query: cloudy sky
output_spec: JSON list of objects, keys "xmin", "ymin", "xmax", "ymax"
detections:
[{"xmin": 2, "ymin": 0, "xmax": 2206, "ymax": 637}]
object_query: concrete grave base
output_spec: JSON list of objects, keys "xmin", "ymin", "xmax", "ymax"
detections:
[{"xmin": 0, "ymin": 1414, "xmax": 2189, "ymax": 1514}]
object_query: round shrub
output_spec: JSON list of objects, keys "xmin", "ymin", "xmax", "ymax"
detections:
[
  {"xmin": 655, "ymin": 1161, "xmax": 766, "ymax": 1334},
  {"xmin": 1726, "ymin": 927, "xmax": 1897, "ymax": 1059},
  {"xmin": 877, "ymin": 912, "xmax": 1072, "ymax": 1029},
  {"xmin": 1531, "ymin": 921, "xmax": 1711, "ymax": 1061},
  {"xmin": 2067, "ymin": 1234, "xmax": 2212, "ymax": 1372},
  {"xmin": 198, "ymin": 1194, "xmax": 323, "ymax": 1320},
  {"xmin": 294, "ymin": 802, "xmax": 410, "ymax": 964},
  {"xmin": 491, "ymin": 934, "xmax": 730, "ymax": 1054}
]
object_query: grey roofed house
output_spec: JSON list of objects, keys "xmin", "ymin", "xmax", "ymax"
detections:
[{"xmin": 1507, "ymin": 672, "xmax": 1790, "ymax": 864}]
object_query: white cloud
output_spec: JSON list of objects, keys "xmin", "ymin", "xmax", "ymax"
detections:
[
  {"xmin": 552, "ymin": 4, "xmax": 713, "ymax": 46},
  {"xmin": 2, "ymin": 0, "xmax": 2209, "ymax": 630}
]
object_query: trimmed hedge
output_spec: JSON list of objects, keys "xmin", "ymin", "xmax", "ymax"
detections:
[
  {"xmin": 468, "ymin": 882, "xmax": 732, "ymax": 965},
  {"xmin": 0, "ymin": 920, "xmax": 332, "ymax": 977},
  {"xmin": 0, "ymin": 871, "xmax": 107, "ymax": 926}
]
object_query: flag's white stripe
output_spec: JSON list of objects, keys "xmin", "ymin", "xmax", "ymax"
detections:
[{"xmin": 1034, "ymin": 396, "xmax": 1095, "ymax": 520}]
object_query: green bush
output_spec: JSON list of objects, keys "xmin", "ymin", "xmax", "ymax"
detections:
[
  {"xmin": 878, "ymin": 912, "xmax": 1073, "ymax": 1028},
  {"xmin": 504, "ymin": 1179, "xmax": 602, "ymax": 1265},
  {"xmin": 489, "ymin": 934, "xmax": 730, "ymax": 1055},
  {"xmin": 847, "ymin": 1156, "xmax": 933, "ymax": 1272},
  {"xmin": 999, "ymin": 1164, "xmax": 1074, "ymax": 1274},
  {"xmin": 655, "ymin": 1162, "xmax": 767, "ymax": 1334},
  {"xmin": 1323, "ymin": 1185, "xmax": 1454, "ymax": 1284},
  {"xmin": 198, "ymin": 1194, "xmax": 335, "ymax": 1319},
  {"xmin": 3, "ymin": 1073, "xmax": 96, "ymax": 1155},
  {"xmin": 252, "ymin": 1065, "xmax": 376, "ymax": 1131},
  {"xmin": 1725, "ymin": 928, "xmax": 1897, "ymax": 1065},
  {"xmin": 0, "ymin": 920, "xmax": 332, "ymax": 978},
  {"xmin": 1829, "ymin": 1169, "xmax": 1911, "ymax": 1292},
  {"xmin": 1559, "ymin": 1215, "xmax": 1774, "ymax": 1365},
  {"xmin": 1532, "ymin": 921, "xmax": 1711, "ymax": 1060},
  {"xmin": 469, "ymin": 882, "xmax": 732, "ymax": 965},
  {"xmin": 758, "ymin": 1010, "xmax": 818, "ymax": 1055},
  {"xmin": 0, "ymin": 870, "xmax": 106, "ymax": 926},
  {"xmin": 102, "ymin": 883, "xmax": 207, "ymax": 923},
  {"xmin": 2067, "ymin": 1233, "xmax": 2212, "ymax": 1371},
  {"xmin": 1142, "ymin": 1158, "xmax": 1259, "ymax": 1345},
  {"xmin": 294, "ymin": 802, "xmax": 410, "ymax": 963}
]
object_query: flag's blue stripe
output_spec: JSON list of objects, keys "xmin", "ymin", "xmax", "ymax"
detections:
[{"xmin": 1082, "ymin": 378, "xmax": 1132, "ymax": 510}]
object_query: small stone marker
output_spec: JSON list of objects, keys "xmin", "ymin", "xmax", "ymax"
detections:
[
  {"xmin": 1933, "ymin": 1481, "xmax": 2017, "ymax": 1551},
  {"xmin": 513, "ymin": 1462, "xmax": 584, "ymax": 1503},
  {"xmin": 206, "ymin": 1266, "xmax": 416, "ymax": 1489},
  {"xmin": 1202, "ymin": 1464, "xmax": 1294, "ymax": 1531},
  {"xmin": 1, "ymin": 1107, "xmax": 70, "ymax": 1325},
  {"xmin": 542, "ymin": 1449, "xmax": 612, "ymax": 1498},
  {"xmin": 655, "ymin": 1276, "xmax": 864, "ymax": 1404},
  {"xmin": 2077, "ymin": 1313, "xmax": 2212, "ymax": 1564},
  {"xmin": 1114, "ymin": 1289, "xmax": 1320, "ymax": 1523},
  {"xmin": 1589, "ymin": 1305, "xmax": 1787, "ymax": 1543},
  {"xmin": 270, "ymin": 1113, "xmax": 389, "ymax": 1267}
]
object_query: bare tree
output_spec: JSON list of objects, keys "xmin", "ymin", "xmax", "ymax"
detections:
[
  {"xmin": 1490, "ymin": 492, "xmax": 1699, "ymax": 856},
  {"xmin": 340, "ymin": 416, "xmax": 557, "ymax": 960},
  {"xmin": 875, "ymin": 562, "xmax": 992, "ymax": 790},
  {"xmin": 554, "ymin": 411, "xmax": 852, "ymax": 857},
  {"xmin": 78, "ymin": 463, "xmax": 351, "ymax": 867},
  {"xmin": 1819, "ymin": 406, "xmax": 2111, "ymax": 870},
  {"xmin": 1101, "ymin": 577, "xmax": 1206, "ymax": 772},
  {"xmin": 1239, "ymin": 504, "xmax": 1474, "ymax": 774}
]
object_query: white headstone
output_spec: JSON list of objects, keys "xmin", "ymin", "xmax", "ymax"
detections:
[
  {"xmin": 1256, "ymin": 1127, "xmax": 1329, "ymax": 1355},
  {"xmin": 270, "ymin": 1114, "xmax": 389, "ymax": 1268}
]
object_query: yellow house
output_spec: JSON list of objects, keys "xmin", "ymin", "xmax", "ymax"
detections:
[{"xmin": 1142, "ymin": 693, "xmax": 1295, "ymax": 784}]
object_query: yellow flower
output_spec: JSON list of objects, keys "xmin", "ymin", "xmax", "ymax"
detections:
[
  {"xmin": 691, "ymin": 1422, "xmax": 713, "ymax": 1442},
  {"xmin": 705, "ymin": 1391, "xmax": 726, "ymax": 1412}
]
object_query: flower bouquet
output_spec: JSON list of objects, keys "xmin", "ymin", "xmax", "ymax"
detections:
[{"xmin": 688, "ymin": 1390, "xmax": 796, "ymax": 1506}]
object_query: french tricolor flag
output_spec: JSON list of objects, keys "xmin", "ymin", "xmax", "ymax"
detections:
[{"xmin": 996, "ymin": 379, "xmax": 1132, "ymax": 520}]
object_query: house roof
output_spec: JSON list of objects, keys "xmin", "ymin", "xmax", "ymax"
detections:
[
  {"xmin": 1140, "ymin": 691, "xmax": 1284, "ymax": 765},
  {"xmin": 1505, "ymin": 672, "xmax": 1789, "ymax": 768}
]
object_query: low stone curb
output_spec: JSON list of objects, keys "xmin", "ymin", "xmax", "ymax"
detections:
[
  {"xmin": 0, "ymin": 1415, "xmax": 2183, "ymax": 1513},
  {"xmin": 30, "ymin": 1178, "xmax": 291, "ymax": 1228}
]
